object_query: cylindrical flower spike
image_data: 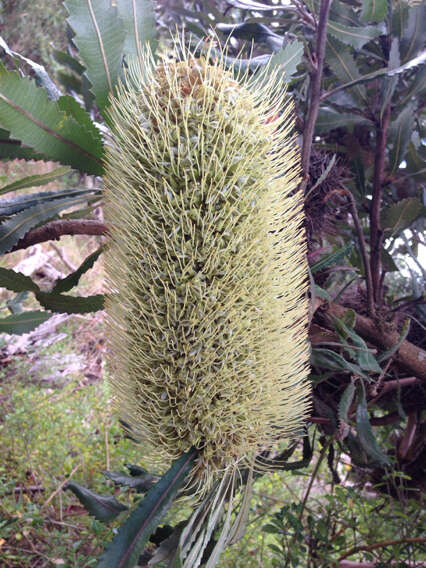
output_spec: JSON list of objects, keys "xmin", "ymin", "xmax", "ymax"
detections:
[{"xmin": 104, "ymin": 39, "xmax": 311, "ymax": 495}]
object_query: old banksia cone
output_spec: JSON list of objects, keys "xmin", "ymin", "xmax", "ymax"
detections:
[{"xmin": 104, "ymin": 40, "xmax": 311, "ymax": 494}]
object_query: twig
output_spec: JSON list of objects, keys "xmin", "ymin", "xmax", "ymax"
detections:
[
  {"xmin": 369, "ymin": 103, "xmax": 391, "ymax": 305},
  {"xmin": 316, "ymin": 301, "xmax": 426, "ymax": 380},
  {"xmin": 42, "ymin": 463, "xmax": 80, "ymax": 508},
  {"xmin": 337, "ymin": 536, "xmax": 426, "ymax": 562},
  {"xmin": 398, "ymin": 411, "xmax": 418, "ymax": 460},
  {"xmin": 49, "ymin": 242, "xmax": 76, "ymax": 272},
  {"xmin": 300, "ymin": 0, "xmax": 332, "ymax": 191},
  {"xmin": 342, "ymin": 188, "xmax": 375, "ymax": 317},
  {"xmin": 11, "ymin": 219, "xmax": 108, "ymax": 252}
]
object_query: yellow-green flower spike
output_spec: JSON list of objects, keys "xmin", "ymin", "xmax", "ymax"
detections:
[{"xmin": 104, "ymin": 39, "xmax": 311, "ymax": 495}]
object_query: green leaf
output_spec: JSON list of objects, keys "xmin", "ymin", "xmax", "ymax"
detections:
[
  {"xmin": 0, "ymin": 188, "xmax": 98, "ymax": 217},
  {"xmin": 381, "ymin": 197, "xmax": 426, "ymax": 236},
  {"xmin": 52, "ymin": 246, "xmax": 104, "ymax": 294},
  {"xmin": 327, "ymin": 20, "xmax": 383, "ymax": 49},
  {"xmin": 65, "ymin": 0, "xmax": 126, "ymax": 112},
  {"xmin": 216, "ymin": 22, "xmax": 283, "ymax": 51},
  {"xmin": 36, "ymin": 291, "xmax": 105, "ymax": 314},
  {"xmin": 381, "ymin": 248, "xmax": 398, "ymax": 272},
  {"xmin": 333, "ymin": 317, "xmax": 382, "ymax": 373},
  {"xmin": 0, "ymin": 193, "xmax": 98, "ymax": 254},
  {"xmin": 0, "ymin": 166, "xmax": 71, "ymax": 196},
  {"xmin": 267, "ymin": 40, "xmax": 304, "ymax": 82},
  {"xmin": 0, "ymin": 310, "xmax": 52, "ymax": 335},
  {"xmin": 0, "ymin": 63, "xmax": 103, "ymax": 174},
  {"xmin": 0, "ymin": 130, "xmax": 43, "ymax": 162},
  {"xmin": 338, "ymin": 380, "xmax": 356, "ymax": 425},
  {"xmin": 310, "ymin": 243, "xmax": 353, "ymax": 274},
  {"xmin": 116, "ymin": 0, "xmax": 158, "ymax": 60},
  {"xmin": 356, "ymin": 383, "xmax": 390, "ymax": 466},
  {"xmin": 380, "ymin": 38, "xmax": 400, "ymax": 115},
  {"xmin": 311, "ymin": 348, "xmax": 371, "ymax": 380},
  {"xmin": 0, "ymin": 266, "xmax": 40, "ymax": 293},
  {"xmin": 102, "ymin": 470, "xmax": 158, "ymax": 493},
  {"xmin": 377, "ymin": 319, "xmax": 410, "ymax": 363},
  {"xmin": 388, "ymin": 102, "xmax": 416, "ymax": 175},
  {"xmin": 316, "ymin": 108, "xmax": 369, "ymax": 133},
  {"xmin": 66, "ymin": 481, "xmax": 128, "ymax": 522},
  {"xmin": 360, "ymin": 0, "xmax": 387, "ymax": 23},
  {"xmin": 96, "ymin": 448, "xmax": 197, "ymax": 568},
  {"xmin": 57, "ymin": 96, "xmax": 103, "ymax": 152},
  {"xmin": 399, "ymin": 3, "xmax": 425, "ymax": 62},
  {"xmin": 53, "ymin": 49, "xmax": 86, "ymax": 76},
  {"xmin": 327, "ymin": 38, "xmax": 367, "ymax": 103}
]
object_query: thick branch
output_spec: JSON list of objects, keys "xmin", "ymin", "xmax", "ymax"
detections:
[
  {"xmin": 340, "ymin": 561, "xmax": 426, "ymax": 568},
  {"xmin": 369, "ymin": 104, "xmax": 391, "ymax": 304},
  {"xmin": 11, "ymin": 219, "xmax": 108, "ymax": 252},
  {"xmin": 300, "ymin": 0, "xmax": 332, "ymax": 187},
  {"xmin": 316, "ymin": 301, "xmax": 426, "ymax": 380}
]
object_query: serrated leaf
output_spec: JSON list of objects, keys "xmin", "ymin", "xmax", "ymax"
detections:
[
  {"xmin": 316, "ymin": 108, "xmax": 369, "ymax": 133},
  {"xmin": 57, "ymin": 95, "xmax": 103, "ymax": 151},
  {"xmin": 0, "ymin": 193, "xmax": 98, "ymax": 254},
  {"xmin": 381, "ymin": 197, "xmax": 426, "ymax": 236},
  {"xmin": 327, "ymin": 20, "xmax": 383, "ymax": 49},
  {"xmin": 311, "ymin": 348, "xmax": 371, "ymax": 380},
  {"xmin": 53, "ymin": 49, "xmax": 86, "ymax": 76},
  {"xmin": 0, "ymin": 266, "xmax": 40, "ymax": 293},
  {"xmin": 0, "ymin": 310, "xmax": 52, "ymax": 335},
  {"xmin": 356, "ymin": 383, "xmax": 390, "ymax": 466},
  {"xmin": 102, "ymin": 470, "xmax": 158, "ymax": 493},
  {"xmin": 338, "ymin": 381, "xmax": 356, "ymax": 425},
  {"xmin": 327, "ymin": 38, "xmax": 367, "ymax": 103},
  {"xmin": 0, "ymin": 188, "xmax": 98, "ymax": 216},
  {"xmin": 52, "ymin": 246, "xmax": 104, "ymax": 294},
  {"xmin": 360, "ymin": 0, "xmax": 387, "ymax": 23},
  {"xmin": 310, "ymin": 243, "xmax": 353, "ymax": 274},
  {"xmin": 0, "ymin": 130, "xmax": 43, "ymax": 162},
  {"xmin": 377, "ymin": 319, "xmax": 410, "ymax": 363},
  {"xmin": 267, "ymin": 40, "xmax": 304, "ymax": 81},
  {"xmin": 148, "ymin": 523, "xmax": 185, "ymax": 566},
  {"xmin": 0, "ymin": 166, "xmax": 70, "ymax": 196},
  {"xmin": 333, "ymin": 317, "xmax": 382, "ymax": 373},
  {"xmin": 96, "ymin": 448, "xmax": 197, "ymax": 568},
  {"xmin": 0, "ymin": 63, "xmax": 103, "ymax": 174},
  {"xmin": 388, "ymin": 102, "xmax": 416, "ymax": 175},
  {"xmin": 36, "ymin": 291, "xmax": 105, "ymax": 314},
  {"xmin": 65, "ymin": 0, "xmax": 126, "ymax": 112},
  {"xmin": 116, "ymin": 0, "xmax": 157, "ymax": 60},
  {"xmin": 0, "ymin": 36, "xmax": 61, "ymax": 101},
  {"xmin": 66, "ymin": 481, "xmax": 128, "ymax": 522}
]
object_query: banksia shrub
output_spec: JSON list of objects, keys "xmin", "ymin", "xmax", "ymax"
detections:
[{"xmin": 104, "ymin": 41, "xmax": 310, "ymax": 495}]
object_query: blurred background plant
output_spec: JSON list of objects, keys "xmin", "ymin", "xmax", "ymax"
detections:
[{"xmin": 0, "ymin": 0, "xmax": 424, "ymax": 566}]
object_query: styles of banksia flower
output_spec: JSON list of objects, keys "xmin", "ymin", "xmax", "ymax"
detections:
[{"xmin": 104, "ymin": 39, "xmax": 311, "ymax": 496}]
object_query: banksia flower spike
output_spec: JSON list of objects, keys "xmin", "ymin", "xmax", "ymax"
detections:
[{"xmin": 104, "ymin": 38, "xmax": 311, "ymax": 497}]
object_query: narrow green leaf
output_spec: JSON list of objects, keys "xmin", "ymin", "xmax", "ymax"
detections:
[
  {"xmin": 65, "ymin": 0, "xmax": 126, "ymax": 112},
  {"xmin": 316, "ymin": 108, "xmax": 369, "ymax": 133},
  {"xmin": 0, "ymin": 310, "xmax": 52, "ymax": 335},
  {"xmin": 380, "ymin": 38, "xmax": 400, "ymax": 116},
  {"xmin": 66, "ymin": 481, "xmax": 128, "ymax": 522},
  {"xmin": 327, "ymin": 20, "xmax": 383, "ymax": 49},
  {"xmin": 116, "ymin": 0, "xmax": 157, "ymax": 60},
  {"xmin": 310, "ymin": 243, "xmax": 353, "ymax": 274},
  {"xmin": 381, "ymin": 197, "xmax": 426, "ymax": 236},
  {"xmin": 311, "ymin": 348, "xmax": 371, "ymax": 380},
  {"xmin": 0, "ymin": 166, "xmax": 71, "ymax": 196},
  {"xmin": 338, "ymin": 381, "xmax": 356, "ymax": 425},
  {"xmin": 400, "ymin": 3, "xmax": 425, "ymax": 62},
  {"xmin": 0, "ymin": 193, "xmax": 97, "ymax": 254},
  {"xmin": 356, "ymin": 383, "xmax": 390, "ymax": 466},
  {"xmin": 388, "ymin": 102, "xmax": 416, "ymax": 175},
  {"xmin": 0, "ymin": 188, "xmax": 98, "ymax": 216},
  {"xmin": 36, "ymin": 291, "xmax": 105, "ymax": 314},
  {"xmin": 360, "ymin": 0, "xmax": 387, "ymax": 23},
  {"xmin": 52, "ymin": 246, "xmax": 104, "ymax": 294},
  {"xmin": 0, "ymin": 266, "xmax": 40, "ymax": 293},
  {"xmin": 216, "ymin": 22, "xmax": 283, "ymax": 51},
  {"xmin": 102, "ymin": 470, "xmax": 158, "ymax": 493},
  {"xmin": 0, "ymin": 63, "xmax": 103, "ymax": 174},
  {"xmin": 333, "ymin": 317, "xmax": 382, "ymax": 373},
  {"xmin": 96, "ymin": 448, "xmax": 197, "ymax": 568}
]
